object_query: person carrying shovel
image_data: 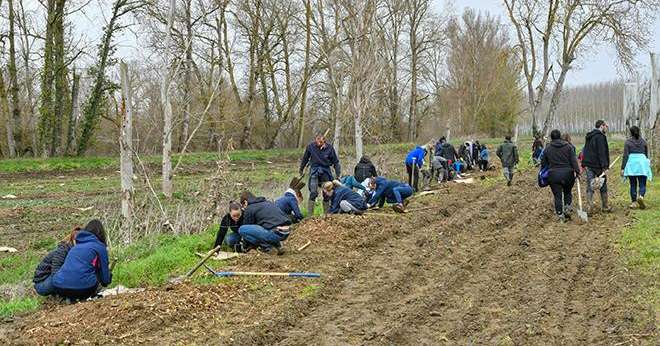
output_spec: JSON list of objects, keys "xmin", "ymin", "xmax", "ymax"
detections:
[
  {"xmin": 405, "ymin": 144, "xmax": 428, "ymax": 192},
  {"xmin": 542, "ymin": 129, "xmax": 581, "ymax": 222},
  {"xmin": 582, "ymin": 120, "xmax": 611, "ymax": 212},
  {"xmin": 299, "ymin": 133, "xmax": 341, "ymax": 216}
]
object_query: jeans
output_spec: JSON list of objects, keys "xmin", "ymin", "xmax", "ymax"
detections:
[
  {"xmin": 586, "ymin": 167, "xmax": 607, "ymax": 194},
  {"xmin": 55, "ymin": 285, "xmax": 98, "ymax": 300},
  {"xmin": 391, "ymin": 185, "xmax": 414, "ymax": 204},
  {"xmin": 503, "ymin": 166, "xmax": 514, "ymax": 181},
  {"xmin": 549, "ymin": 169, "xmax": 575, "ymax": 215},
  {"xmin": 34, "ymin": 275, "xmax": 56, "ymax": 296},
  {"xmin": 223, "ymin": 232, "xmax": 241, "ymax": 248},
  {"xmin": 238, "ymin": 225, "xmax": 289, "ymax": 251},
  {"xmin": 629, "ymin": 176, "xmax": 647, "ymax": 202},
  {"xmin": 479, "ymin": 160, "xmax": 488, "ymax": 171},
  {"xmin": 406, "ymin": 164, "xmax": 420, "ymax": 191}
]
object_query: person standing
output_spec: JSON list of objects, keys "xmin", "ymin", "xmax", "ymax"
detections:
[
  {"xmin": 622, "ymin": 126, "xmax": 653, "ymax": 209},
  {"xmin": 479, "ymin": 145, "xmax": 490, "ymax": 171},
  {"xmin": 353, "ymin": 156, "xmax": 377, "ymax": 184},
  {"xmin": 405, "ymin": 145, "xmax": 427, "ymax": 192},
  {"xmin": 542, "ymin": 130, "xmax": 581, "ymax": 222},
  {"xmin": 582, "ymin": 120, "xmax": 611, "ymax": 212},
  {"xmin": 299, "ymin": 134, "xmax": 341, "ymax": 216},
  {"xmin": 532, "ymin": 135, "xmax": 544, "ymax": 165},
  {"xmin": 496, "ymin": 135, "xmax": 519, "ymax": 186}
]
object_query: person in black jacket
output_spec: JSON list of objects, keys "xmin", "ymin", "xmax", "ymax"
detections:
[
  {"xmin": 33, "ymin": 228, "xmax": 78, "ymax": 296},
  {"xmin": 354, "ymin": 156, "xmax": 377, "ymax": 183},
  {"xmin": 299, "ymin": 134, "xmax": 341, "ymax": 216},
  {"xmin": 542, "ymin": 129, "xmax": 581, "ymax": 222},
  {"xmin": 582, "ymin": 120, "xmax": 611, "ymax": 211},
  {"xmin": 213, "ymin": 201, "xmax": 246, "ymax": 252},
  {"xmin": 238, "ymin": 191, "xmax": 292, "ymax": 255}
]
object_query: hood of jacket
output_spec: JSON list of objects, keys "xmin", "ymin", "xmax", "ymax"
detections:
[
  {"xmin": 626, "ymin": 138, "xmax": 645, "ymax": 147},
  {"xmin": 586, "ymin": 129, "xmax": 604, "ymax": 140},
  {"xmin": 247, "ymin": 196, "xmax": 268, "ymax": 205},
  {"xmin": 75, "ymin": 230, "xmax": 101, "ymax": 245},
  {"xmin": 550, "ymin": 139, "xmax": 570, "ymax": 149},
  {"xmin": 358, "ymin": 156, "xmax": 372, "ymax": 164}
]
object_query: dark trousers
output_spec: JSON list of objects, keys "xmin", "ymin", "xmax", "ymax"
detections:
[
  {"xmin": 406, "ymin": 164, "xmax": 420, "ymax": 191},
  {"xmin": 549, "ymin": 169, "xmax": 575, "ymax": 215},
  {"xmin": 479, "ymin": 160, "xmax": 488, "ymax": 171},
  {"xmin": 629, "ymin": 176, "xmax": 647, "ymax": 202},
  {"xmin": 55, "ymin": 285, "xmax": 98, "ymax": 301}
]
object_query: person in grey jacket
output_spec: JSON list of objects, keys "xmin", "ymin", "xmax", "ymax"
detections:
[{"xmin": 496, "ymin": 135, "xmax": 519, "ymax": 186}]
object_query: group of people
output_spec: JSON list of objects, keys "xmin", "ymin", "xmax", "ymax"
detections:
[
  {"xmin": 212, "ymin": 134, "xmax": 417, "ymax": 255},
  {"xmin": 33, "ymin": 220, "xmax": 112, "ymax": 301},
  {"xmin": 404, "ymin": 137, "xmax": 492, "ymax": 191},
  {"xmin": 540, "ymin": 120, "xmax": 653, "ymax": 222}
]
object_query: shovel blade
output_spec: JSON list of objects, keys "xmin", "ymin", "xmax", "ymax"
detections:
[{"xmin": 577, "ymin": 210, "xmax": 589, "ymax": 222}]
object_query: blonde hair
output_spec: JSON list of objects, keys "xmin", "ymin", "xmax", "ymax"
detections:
[{"xmin": 322, "ymin": 180, "xmax": 342, "ymax": 191}]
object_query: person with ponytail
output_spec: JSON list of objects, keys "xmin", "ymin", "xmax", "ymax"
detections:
[
  {"xmin": 322, "ymin": 180, "xmax": 368, "ymax": 215},
  {"xmin": 622, "ymin": 126, "xmax": 652, "ymax": 209}
]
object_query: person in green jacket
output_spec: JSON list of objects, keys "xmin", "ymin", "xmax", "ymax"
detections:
[{"xmin": 496, "ymin": 135, "xmax": 520, "ymax": 186}]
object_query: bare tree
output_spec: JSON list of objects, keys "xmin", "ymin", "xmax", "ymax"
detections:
[
  {"xmin": 7, "ymin": 0, "xmax": 22, "ymax": 156},
  {"xmin": 119, "ymin": 61, "xmax": 134, "ymax": 243},
  {"xmin": 162, "ymin": 0, "xmax": 176, "ymax": 198}
]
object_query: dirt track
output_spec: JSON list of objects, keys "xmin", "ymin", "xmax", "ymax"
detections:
[{"xmin": 2, "ymin": 169, "xmax": 656, "ymax": 345}]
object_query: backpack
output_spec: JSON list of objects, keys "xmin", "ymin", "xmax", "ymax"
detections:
[{"xmin": 537, "ymin": 149, "xmax": 550, "ymax": 188}]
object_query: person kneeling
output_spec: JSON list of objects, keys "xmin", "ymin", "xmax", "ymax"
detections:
[
  {"xmin": 214, "ymin": 201, "xmax": 246, "ymax": 252},
  {"xmin": 52, "ymin": 220, "xmax": 112, "ymax": 301},
  {"xmin": 367, "ymin": 177, "xmax": 413, "ymax": 213},
  {"xmin": 322, "ymin": 180, "xmax": 367, "ymax": 215},
  {"xmin": 33, "ymin": 228, "xmax": 79, "ymax": 296},
  {"xmin": 238, "ymin": 191, "xmax": 292, "ymax": 255}
]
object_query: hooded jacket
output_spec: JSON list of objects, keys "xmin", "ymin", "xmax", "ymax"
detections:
[
  {"xmin": 354, "ymin": 156, "xmax": 377, "ymax": 183},
  {"xmin": 243, "ymin": 197, "xmax": 291, "ymax": 230},
  {"xmin": 53, "ymin": 231, "xmax": 111, "ymax": 290},
  {"xmin": 275, "ymin": 189, "xmax": 304, "ymax": 222},
  {"xmin": 541, "ymin": 139, "xmax": 580, "ymax": 174},
  {"xmin": 329, "ymin": 186, "xmax": 368, "ymax": 213},
  {"xmin": 33, "ymin": 242, "xmax": 73, "ymax": 283},
  {"xmin": 368, "ymin": 177, "xmax": 407, "ymax": 207},
  {"xmin": 405, "ymin": 146, "xmax": 426, "ymax": 167},
  {"xmin": 496, "ymin": 140, "xmax": 519, "ymax": 167},
  {"xmin": 300, "ymin": 141, "xmax": 341, "ymax": 178},
  {"xmin": 622, "ymin": 138, "xmax": 648, "ymax": 169},
  {"xmin": 438, "ymin": 142, "xmax": 457, "ymax": 162},
  {"xmin": 582, "ymin": 129, "xmax": 610, "ymax": 170}
]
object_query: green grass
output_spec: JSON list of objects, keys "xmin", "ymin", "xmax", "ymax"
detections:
[
  {"xmin": 0, "ymin": 253, "xmax": 41, "ymax": 286},
  {"xmin": 619, "ymin": 178, "xmax": 660, "ymax": 273},
  {"xmin": 0, "ymin": 297, "xmax": 41, "ymax": 318}
]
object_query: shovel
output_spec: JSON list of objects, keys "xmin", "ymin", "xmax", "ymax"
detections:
[
  {"xmin": 575, "ymin": 178, "xmax": 588, "ymax": 222},
  {"xmin": 591, "ymin": 156, "xmax": 620, "ymax": 190}
]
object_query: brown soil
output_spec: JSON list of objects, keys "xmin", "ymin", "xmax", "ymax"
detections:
[{"xmin": 1, "ymin": 169, "xmax": 655, "ymax": 345}]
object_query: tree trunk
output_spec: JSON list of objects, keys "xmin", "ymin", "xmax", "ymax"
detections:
[
  {"xmin": 179, "ymin": 0, "xmax": 193, "ymax": 153},
  {"xmin": 7, "ymin": 0, "xmax": 22, "ymax": 155},
  {"xmin": 0, "ymin": 70, "xmax": 17, "ymax": 157},
  {"xmin": 119, "ymin": 61, "xmax": 134, "ymax": 244},
  {"xmin": 65, "ymin": 69, "xmax": 80, "ymax": 155},
  {"xmin": 38, "ymin": 0, "xmax": 56, "ymax": 158},
  {"xmin": 297, "ymin": 0, "xmax": 312, "ymax": 148},
  {"xmin": 51, "ymin": 0, "xmax": 67, "ymax": 157},
  {"xmin": 541, "ymin": 66, "xmax": 569, "ymax": 139},
  {"xmin": 18, "ymin": 0, "xmax": 38, "ymax": 155},
  {"xmin": 161, "ymin": 0, "xmax": 176, "ymax": 198},
  {"xmin": 649, "ymin": 53, "xmax": 660, "ymax": 170},
  {"xmin": 409, "ymin": 28, "xmax": 418, "ymax": 142}
]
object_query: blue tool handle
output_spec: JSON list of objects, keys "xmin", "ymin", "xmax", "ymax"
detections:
[
  {"xmin": 289, "ymin": 272, "xmax": 321, "ymax": 278},
  {"xmin": 214, "ymin": 271, "xmax": 234, "ymax": 277}
]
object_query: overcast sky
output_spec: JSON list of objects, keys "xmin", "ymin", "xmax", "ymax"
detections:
[{"xmin": 444, "ymin": 0, "xmax": 660, "ymax": 86}]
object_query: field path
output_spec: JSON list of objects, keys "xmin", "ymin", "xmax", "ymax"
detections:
[{"xmin": 2, "ymin": 169, "xmax": 655, "ymax": 345}]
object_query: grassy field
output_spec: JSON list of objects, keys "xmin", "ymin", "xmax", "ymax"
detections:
[{"xmin": 1, "ymin": 137, "xmax": 657, "ymax": 319}]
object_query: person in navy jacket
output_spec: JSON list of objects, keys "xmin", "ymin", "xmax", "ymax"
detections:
[
  {"xmin": 299, "ymin": 134, "xmax": 341, "ymax": 216},
  {"xmin": 367, "ymin": 177, "xmax": 414, "ymax": 213},
  {"xmin": 405, "ymin": 145, "xmax": 428, "ymax": 192},
  {"xmin": 322, "ymin": 181, "xmax": 367, "ymax": 214},
  {"xmin": 53, "ymin": 220, "xmax": 112, "ymax": 301},
  {"xmin": 275, "ymin": 188, "xmax": 304, "ymax": 222}
]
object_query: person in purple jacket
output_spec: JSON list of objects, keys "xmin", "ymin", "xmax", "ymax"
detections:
[{"xmin": 53, "ymin": 220, "xmax": 112, "ymax": 301}]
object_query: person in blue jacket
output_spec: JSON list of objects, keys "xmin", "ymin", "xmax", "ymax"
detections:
[
  {"xmin": 53, "ymin": 220, "xmax": 112, "ymax": 301},
  {"xmin": 299, "ymin": 134, "xmax": 341, "ymax": 216},
  {"xmin": 275, "ymin": 188, "xmax": 304, "ymax": 223},
  {"xmin": 479, "ymin": 145, "xmax": 490, "ymax": 171},
  {"xmin": 322, "ymin": 180, "xmax": 367, "ymax": 214},
  {"xmin": 367, "ymin": 177, "xmax": 413, "ymax": 213},
  {"xmin": 405, "ymin": 145, "xmax": 428, "ymax": 192},
  {"xmin": 340, "ymin": 175, "xmax": 367, "ymax": 192}
]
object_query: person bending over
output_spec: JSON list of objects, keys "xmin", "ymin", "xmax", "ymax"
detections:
[
  {"xmin": 33, "ymin": 228, "xmax": 79, "ymax": 296},
  {"xmin": 238, "ymin": 191, "xmax": 292, "ymax": 255},
  {"xmin": 214, "ymin": 201, "xmax": 246, "ymax": 252},
  {"xmin": 275, "ymin": 188, "xmax": 304, "ymax": 223},
  {"xmin": 322, "ymin": 180, "xmax": 368, "ymax": 215},
  {"xmin": 367, "ymin": 177, "xmax": 414, "ymax": 213},
  {"xmin": 52, "ymin": 220, "xmax": 112, "ymax": 301}
]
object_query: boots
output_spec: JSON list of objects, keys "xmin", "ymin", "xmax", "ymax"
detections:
[
  {"xmin": 601, "ymin": 192, "xmax": 612, "ymax": 213},
  {"xmin": 322, "ymin": 200, "xmax": 330, "ymax": 214},
  {"xmin": 307, "ymin": 200, "xmax": 316, "ymax": 217},
  {"xmin": 586, "ymin": 192, "xmax": 594, "ymax": 212}
]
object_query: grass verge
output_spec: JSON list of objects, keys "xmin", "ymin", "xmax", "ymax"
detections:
[{"xmin": 0, "ymin": 297, "xmax": 41, "ymax": 319}]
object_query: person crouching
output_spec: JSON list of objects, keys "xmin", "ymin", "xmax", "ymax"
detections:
[
  {"xmin": 238, "ymin": 191, "xmax": 292, "ymax": 255},
  {"xmin": 322, "ymin": 180, "xmax": 368, "ymax": 215},
  {"xmin": 33, "ymin": 228, "xmax": 80, "ymax": 297},
  {"xmin": 367, "ymin": 177, "xmax": 413, "ymax": 213}
]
